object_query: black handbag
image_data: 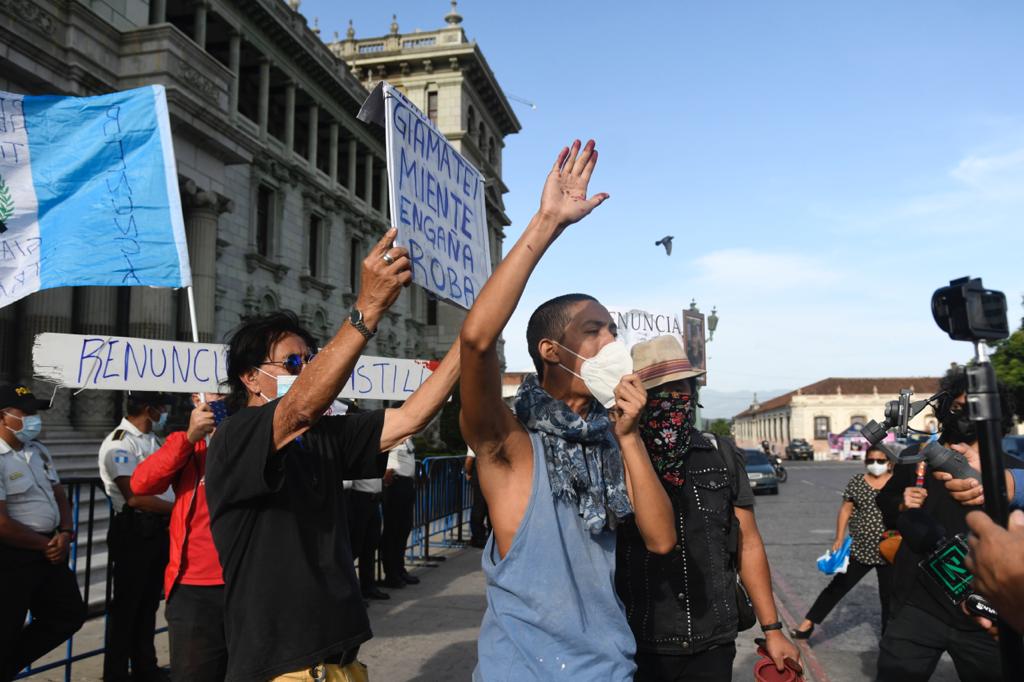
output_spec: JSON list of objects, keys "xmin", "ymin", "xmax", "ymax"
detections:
[{"xmin": 736, "ymin": 578, "xmax": 757, "ymax": 631}]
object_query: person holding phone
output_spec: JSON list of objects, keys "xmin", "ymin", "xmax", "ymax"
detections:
[{"xmin": 130, "ymin": 393, "xmax": 226, "ymax": 682}]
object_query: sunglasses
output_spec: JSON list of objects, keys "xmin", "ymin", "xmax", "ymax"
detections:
[
  {"xmin": 865, "ymin": 458, "xmax": 888, "ymax": 465},
  {"xmin": 262, "ymin": 353, "xmax": 316, "ymax": 375}
]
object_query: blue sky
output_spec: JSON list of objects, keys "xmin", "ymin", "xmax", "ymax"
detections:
[{"xmin": 308, "ymin": 0, "xmax": 1024, "ymax": 394}]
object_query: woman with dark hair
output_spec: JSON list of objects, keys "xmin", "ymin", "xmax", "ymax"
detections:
[
  {"xmin": 204, "ymin": 229, "xmax": 462, "ymax": 682},
  {"xmin": 791, "ymin": 445, "xmax": 894, "ymax": 639}
]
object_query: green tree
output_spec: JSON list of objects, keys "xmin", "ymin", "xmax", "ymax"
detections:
[
  {"xmin": 992, "ymin": 328, "xmax": 1024, "ymax": 422},
  {"xmin": 708, "ymin": 418, "xmax": 733, "ymax": 438}
]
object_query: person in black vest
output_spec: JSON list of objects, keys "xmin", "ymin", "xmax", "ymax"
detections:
[
  {"xmin": 380, "ymin": 438, "xmax": 419, "ymax": 588},
  {"xmin": 616, "ymin": 336, "xmax": 799, "ymax": 681}
]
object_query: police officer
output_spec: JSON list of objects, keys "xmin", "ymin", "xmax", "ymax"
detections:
[
  {"xmin": 98, "ymin": 392, "xmax": 174, "ymax": 682},
  {"xmin": 0, "ymin": 383, "xmax": 86, "ymax": 681}
]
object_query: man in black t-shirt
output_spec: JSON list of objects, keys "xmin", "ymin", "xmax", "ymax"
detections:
[
  {"xmin": 205, "ymin": 229, "xmax": 462, "ymax": 682},
  {"xmin": 875, "ymin": 366, "xmax": 1018, "ymax": 682}
]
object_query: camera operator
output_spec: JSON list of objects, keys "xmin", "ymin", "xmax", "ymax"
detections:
[{"xmin": 875, "ymin": 365, "xmax": 1021, "ymax": 681}]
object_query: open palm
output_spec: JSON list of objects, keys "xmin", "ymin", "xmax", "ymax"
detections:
[{"xmin": 539, "ymin": 139, "xmax": 609, "ymax": 227}]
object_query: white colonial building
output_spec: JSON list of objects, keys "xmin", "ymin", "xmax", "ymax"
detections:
[{"xmin": 733, "ymin": 377, "xmax": 941, "ymax": 455}]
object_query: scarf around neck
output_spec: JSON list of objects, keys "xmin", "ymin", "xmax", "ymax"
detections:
[{"xmin": 514, "ymin": 374, "xmax": 633, "ymax": 533}]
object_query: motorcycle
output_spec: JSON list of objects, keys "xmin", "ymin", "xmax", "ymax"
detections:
[{"xmin": 771, "ymin": 455, "xmax": 788, "ymax": 483}]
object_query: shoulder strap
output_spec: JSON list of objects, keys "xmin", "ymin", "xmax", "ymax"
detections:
[{"xmin": 704, "ymin": 432, "xmax": 741, "ymax": 501}]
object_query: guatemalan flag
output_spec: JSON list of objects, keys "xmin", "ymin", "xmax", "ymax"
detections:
[{"xmin": 0, "ymin": 85, "xmax": 191, "ymax": 307}]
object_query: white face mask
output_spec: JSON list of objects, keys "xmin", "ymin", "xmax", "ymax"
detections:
[
  {"xmin": 255, "ymin": 367, "xmax": 298, "ymax": 402},
  {"xmin": 555, "ymin": 340, "xmax": 633, "ymax": 409},
  {"xmin": 866, "ymin": 462, "xmax": 889, "ymax": 477}
]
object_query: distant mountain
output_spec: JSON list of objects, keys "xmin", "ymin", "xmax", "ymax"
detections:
[{"xmin": 698, "ymin": 388, "xmax": 792, "ymax": 420}]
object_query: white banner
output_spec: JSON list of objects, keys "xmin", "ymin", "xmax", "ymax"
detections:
[
  {"xmin": 607, "ymin": 306, "xmax": 707, "ymax": 381},
  {"xmin": 381, "ymin": 83, "xmax": 491, "ymax": 310},
  {"xmin": 32, "ymin": 333, "xmax": 436, "ymax": 401}
]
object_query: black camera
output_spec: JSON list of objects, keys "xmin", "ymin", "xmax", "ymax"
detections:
[{"xmin": 932, "ymin": 277, "xmax": 1010, "ymax": 342}]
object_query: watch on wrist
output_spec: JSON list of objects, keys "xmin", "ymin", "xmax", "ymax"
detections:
[
  {"xmin": 348, "ymin": 307, "xmax": 375, "ymax": 341},
  {"xmin": 760, "ymin": 621, "xmax": 783, "ymax": 632}
]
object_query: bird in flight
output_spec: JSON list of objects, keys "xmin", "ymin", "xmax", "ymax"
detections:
[{"xmin": 655, "ymin": 236, "xmax": 674, "ymax": 255}]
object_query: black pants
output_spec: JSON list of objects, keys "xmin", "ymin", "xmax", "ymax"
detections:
[
  {"xmin": 165, "ymin": 585, "xmax": 226, "ymax": 682},
  {"xmin": 103, "ymin": 511, "xmax": 169, "ymax": 682},
  {"xmin": 876, "ymin": 603, "xmax": 1001, "ymax": 681},
  {"xmin": 346, "ymin": 490, "xmax": 382, "ymax": 592},
  {"xmin": 635, "ymin": 643, "xmax": 737, "ymax": 682},
  {"xmin": 470, "ymin": 474, "xmax": 489, "ymax": 545},
  {"xmin": 0, "ymin": 546, "xmax": 86, "ymax": 682},
  {"xmin": 381, "ymin": 475, "xmax": 415, "ymax": 580},
  {"xmin": 805, "ymin": 558, "xmax": 892, "ymax": 630}
]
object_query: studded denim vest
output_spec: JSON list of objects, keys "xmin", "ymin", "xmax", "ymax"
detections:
[{"xmin": 615, "ymin": 433, "xmax": 742, "ymax": 655}]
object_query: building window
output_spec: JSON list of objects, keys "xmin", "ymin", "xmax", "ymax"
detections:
[
  {"xmin": 308, "ymin": 214, "xmax": 323, "ymax": 278},
  {"xmin": 349, "ymin": 238, "xmax": 361, "ymax": 291},
  {"xmin": 427, "ymin": 91, "xmax": 438, "ymax": 124},
  {"xmin": 488, "ymin": 136, "xmax": 496, "ymax": 165},
  {"xmin": 814, "ymin": 416, "xmax": 831, "ymax": 440},
  {"xmin": 477, "ymin": 122, "xmax": 486, "ymax": 149},
  {"xmin": 427, "ymin": 297, "xmax": 438, "ymax": 325},
  {"xmin": 255, "ymin": 184, "xmax": 274, "ymax": 257},
  {"xmin": 467, "ymin": 105, "xmax": 475, "ymax": 132},
  {"xmin": 850, "ymin": 415, "xmax": 867, "ymax": 426}
]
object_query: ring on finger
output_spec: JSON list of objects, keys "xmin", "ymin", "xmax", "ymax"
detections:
[{"xmin": 382, "ymin": 252, "xmax": 395, "ymax": 265}]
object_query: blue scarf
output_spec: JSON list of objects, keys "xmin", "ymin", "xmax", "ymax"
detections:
[{"xmin": 514, "ymin": 374, "xmax": 633, "ymax": 533}]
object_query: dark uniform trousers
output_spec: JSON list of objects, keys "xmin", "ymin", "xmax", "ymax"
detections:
[
  {"xmin": 0, "ymin": 544, "xmax": 86, "ymax": 681},
  {"xmin": 103, "ymin": 509, "xmax": 169, "ymax": 682},
  {"xmin": 381, "ymin": 475, "xmax": 415, "ymax": 581},
  {"xmin": 164, "ymin": 584, "xmax": 227, "ymax": 682},
  {"xmin": 469, "ymin": 473, "xmax": 489, "ymax": 545},
  {"xmin": 346, "ymin": 490, "xmax": 382, "ymax": 592}
]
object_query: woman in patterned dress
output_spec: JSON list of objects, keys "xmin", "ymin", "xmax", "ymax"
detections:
[{"xmin": 791, "ymin": 445, "xmax": 894, "ymax": 639}]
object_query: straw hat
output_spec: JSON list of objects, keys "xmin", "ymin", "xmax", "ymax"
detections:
[{"xmin": 631, "ymin": 335, "xmax": 706, "ymax": 390}]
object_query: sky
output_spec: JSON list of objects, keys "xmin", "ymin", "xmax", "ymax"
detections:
[{"xmin": 306, "ymin": 0, "xmax": 1024, "ymax": 396}]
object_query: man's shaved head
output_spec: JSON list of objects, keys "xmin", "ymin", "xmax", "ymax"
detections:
[{"xmin": 526, "ymin": 294, "xmax": 598, "ymax": 379}]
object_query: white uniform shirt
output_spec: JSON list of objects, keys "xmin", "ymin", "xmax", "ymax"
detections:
[
  {"xmin": 386, "ymin": 439, "xmax": 416, "ymax": 478},
  {"xmin": 347, "ymin": 478, "xmax": 383, "ymax": 494},
  {"xmin": 0, "ymin": 438, "xmax": 61, "ymax": 533},
  {"xmin": 98, "ymin": 418, "xmax": 174, "ymax": 512}
]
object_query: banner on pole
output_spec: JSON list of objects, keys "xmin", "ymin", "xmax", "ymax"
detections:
[
  {"xmin": 0, "ymin": 85, "xmax": 191, "ymax": 308},
  {"xmin": 358, "ymin": 82, "xmax": 491, "ymax": 310},
  {"xmin": 33, "ymin": 333, "xmax": 436, "ymax": 401}
]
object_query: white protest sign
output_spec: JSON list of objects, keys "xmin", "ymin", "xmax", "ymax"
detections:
[
  {"xmin": 607, "ymin": 307, "xmax": 686, "ymax": 351},
  {"xmin": 32, "ymin": 333, "xmax": 436, "ymax": 401},
  {"xmin": 381, "ymin": 83, "xmax": 491, "ymax": 309}
]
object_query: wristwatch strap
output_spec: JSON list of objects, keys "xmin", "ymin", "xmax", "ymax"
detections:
[
  {"xmin": 349, "ymin": 310, "xmax": 375, "ymax": 341},
  {"xmin": 760, "ymin": 621, "xmax": 784, "ymax": 632}
]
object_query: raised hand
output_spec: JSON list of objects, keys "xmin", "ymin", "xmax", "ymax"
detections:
[
  {"xmin": 539, "ymin": 139, "xmax": 610, "ymax": 228},
  {"xmin": 357, "ymin": 228, "xmax": 413, "ymax": 328},
  {"xmin": 187, "ymin": 402, "xmax": 216, "ymax": 444},
  {"xmin": 610, "ymin": 375, "xmax": 647, "ymax": 439}
]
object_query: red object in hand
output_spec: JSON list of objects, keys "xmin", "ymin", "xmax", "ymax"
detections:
[{"xmin": 754, "ymin": 640, "xmax": 804, "ymax": 682}]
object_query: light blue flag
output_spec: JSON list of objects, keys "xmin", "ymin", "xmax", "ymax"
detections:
[{"xmin": 0, "ymin": 85, "xmax": 191, "ymax": 307}]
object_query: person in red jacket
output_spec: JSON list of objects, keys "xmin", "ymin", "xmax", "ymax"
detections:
[{"xmin": 131, "ymin": 394, "xmax": 222, "ymax": 682}]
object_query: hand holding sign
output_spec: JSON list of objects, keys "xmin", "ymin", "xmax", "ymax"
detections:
[
  {"xmin": 357, "ymin": 228, "xmax": 412, "ymax": 330},
  {"xmin": 539, "ymin": 139, "xmax": 610, "ymax": 229}
]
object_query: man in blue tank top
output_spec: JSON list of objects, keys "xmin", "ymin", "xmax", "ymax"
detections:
[{"xmin": 460, "ymin": 139, "xmax": 678, "ymax": 681}]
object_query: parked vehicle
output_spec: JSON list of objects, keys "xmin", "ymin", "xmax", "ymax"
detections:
[
  {"xmin": 1004, "ymin": 435, "xmax": 1024, "ymax": 460},
  {"xmin": 743, "ymin": 450, "xmax": 779, "ymax": 495},
  {"xmin": 786, "ymin": 438, "xmax": 814, "ymax": 461}
]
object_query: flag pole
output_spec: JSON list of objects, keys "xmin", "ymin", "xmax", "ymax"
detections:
[{"xmin": 186, "ymin": 286, "xmax": 208, "ymax": 405}]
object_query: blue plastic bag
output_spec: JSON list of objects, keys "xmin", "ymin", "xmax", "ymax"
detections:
[{"xmin": 816, "ymin": 536, "xmax": 853, "ymax": 575}]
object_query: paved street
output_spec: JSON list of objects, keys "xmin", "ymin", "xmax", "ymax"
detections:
[{"xmin": 26, "ymin": 461, "xmax": 968, "ymax": 681}]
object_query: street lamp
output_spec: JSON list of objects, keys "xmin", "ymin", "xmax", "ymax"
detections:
[{"xmin": 708, "ymin": 307, "xmax": 719, "ymax": 342}]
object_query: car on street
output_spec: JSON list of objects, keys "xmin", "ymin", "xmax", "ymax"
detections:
[
  {"xmin": 743, "ymin": 449, "xmax": 779, "ymax": 495},
  {"xmin": 786, "ymin": 438, "xmax": 814, "ymax": 461}
]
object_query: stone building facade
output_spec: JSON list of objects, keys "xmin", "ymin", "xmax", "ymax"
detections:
[
  {"xmin": 733, "ymin": 377, "xmax": 940, "ymax": 456},
  {"xmin": 0, "ymin": 0, "xmax": 515, "ymax": 475}
]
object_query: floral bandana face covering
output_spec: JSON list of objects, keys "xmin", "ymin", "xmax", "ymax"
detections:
[{"xmin": 639, "ymin": 391, "xmax": 695, "ymax": 487}]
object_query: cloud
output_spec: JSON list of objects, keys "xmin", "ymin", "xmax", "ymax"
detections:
[
  {"xmin": 949, "ymin": 146, "xmax": 1024, "ymax": 197},
  {"xmin": 692, "ymin": 248, "xmax": 843, "ymax": 292}
]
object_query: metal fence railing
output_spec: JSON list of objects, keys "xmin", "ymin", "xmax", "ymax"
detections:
[{"xmin": 16, "ymin": 457, "xmax": 476, "ymax": 680}]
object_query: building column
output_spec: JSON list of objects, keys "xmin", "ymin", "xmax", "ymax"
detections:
[
  {"xmin": 328, "ymin": 122, "xmax": 339, "ymax": 184},
  {"xmin": 347, "ymin": 139, "xmax": 357, "ymax": 193},
  {"xmin": 257, "ymin": 57, "xmax": 270, "ymax": 141},
  {"xmin": 284, "ymin": 81, "xmax": 296, "ymax": 152},
  {"xmin": 363, "ymin": 154, "xmax": 374, "ymax": 204},
  {"xmin": 180, "ymin": 182, "xmax": 231, "ymax": 343},
  {"xmin": 378, "ymin": 165, "xmax": 388, "ymax": 217},
  {"xmin": 22, "ymin": 289, "xmax": 73, "ymax": 428},
  {"xmin": 70, "ymin": 288, "xmax": 119, "ymax": 431},
  {"xmin": 149, "ymin": 0, "xmax": 167, "ymax": 24},
  {"xmin": 129, "ymin": 288, "xmax": 174, "ymax": 341},
  {"xmin": 307, "ymin": 103, "xmax": 319, "ymax": 171},
  {"xmin": 228, "ymin": 31, "xmax": 241, "ymax": 116},
  {"xmin": 193, "ymin": 1, "xmax": 208, "ymax": 50}
]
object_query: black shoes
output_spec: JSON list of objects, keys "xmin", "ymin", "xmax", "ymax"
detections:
[
  {"xmin": 469, "ymin": 538, "xmax": 487, "ymax": 548},
  {"xmin": 400, "ymin": 571, "xmax": 420, "ymax": 585},
  {"xmin": 381, "ymin": 577, "xmax": 406, "ymax": 589},
  {"xmin": 362, "ymin": 586, "xmax": 391, "ymax": 600},
  {"xmin": 790, "ymin": 624, "xmax": 815, "ymax": 640}
]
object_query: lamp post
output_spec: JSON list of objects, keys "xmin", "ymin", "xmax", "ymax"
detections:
[{"xmin": 708, "ymin": 307, "xmax": 719, "ymax": 342}]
